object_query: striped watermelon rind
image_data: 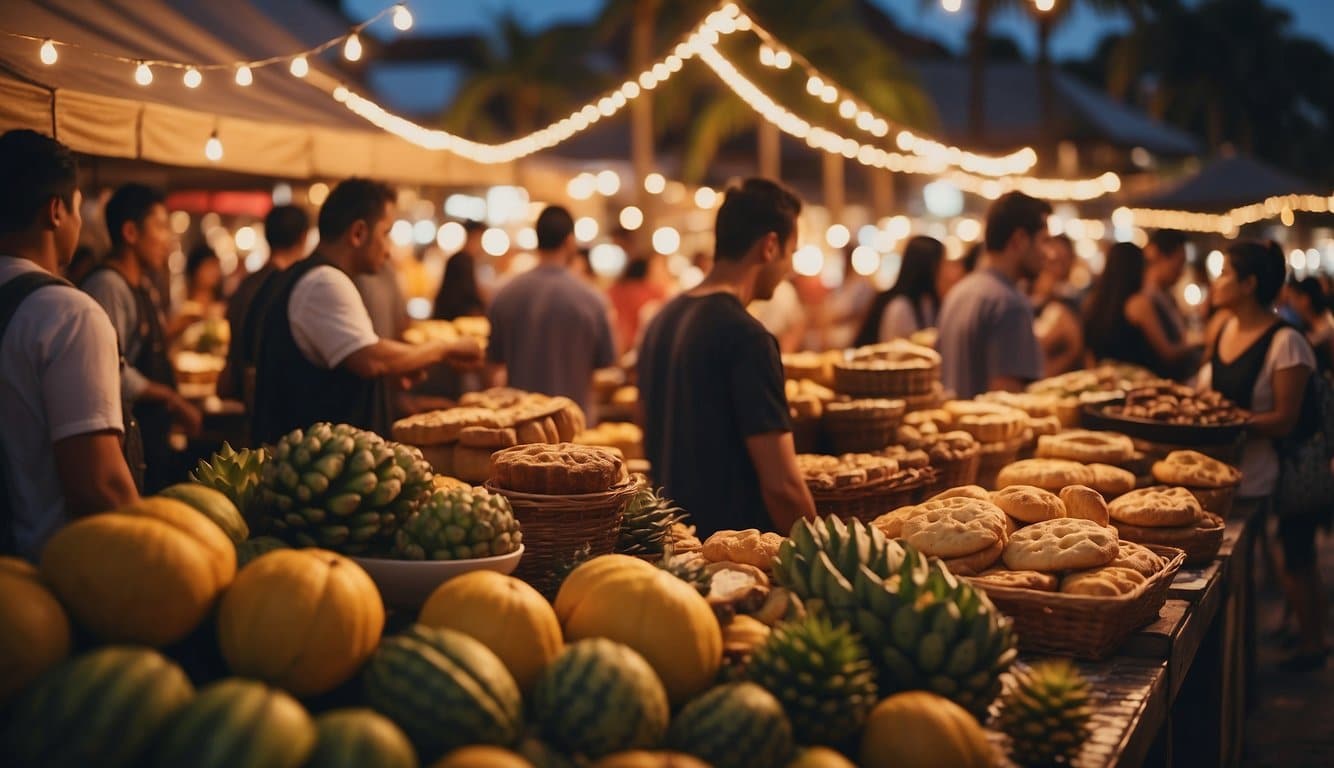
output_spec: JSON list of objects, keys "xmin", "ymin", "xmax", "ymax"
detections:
[
  {"xmin": 533, "ymin": 638, "xmax": 670, "ymax": 758},
  {"xmin": 363, "ymin": 624, "xmax": 523, "ymax": 761},
  {"xmin": 667, "ymin": 682, "xmax": 795, "ymax": 768},
  {"xmin": 151, "ymin": 678, "xmax": 315, "ymax": 768},
  {"xmin": 307, "ymin": 708, "xmax": 418, "ymax": 768},
  {"xmin": 1, "ymin": 646, "xmax": 194, "ymax": 768}
]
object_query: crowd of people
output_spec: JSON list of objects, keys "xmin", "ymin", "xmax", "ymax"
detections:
[{"xmin": 1, "ymin": 126, "xmax": 1328, "ymax": 666}]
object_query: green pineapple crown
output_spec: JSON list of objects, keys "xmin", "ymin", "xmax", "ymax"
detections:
[
  {"xmin": 190, "ymin": 441, "xmax": 267, "ymax": 519},
  {"xmin": 746, "ymin": 614, "xmax": 878, "ymax": 749},
  {"xmin": 997, "ymin": 660, "xmax": 1094, "ymax": 767},
  {"xmin": 616, "ymin": 484, "xmax": 688, "ymax": 556},
  {"xmin": 654, "ymin": 550, "xmax": 710, "ymax": 595}
]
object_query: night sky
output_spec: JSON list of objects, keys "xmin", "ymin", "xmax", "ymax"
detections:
[{"xmin": 346, "ymin": 0, "xmax": 1334, "ymax": 115}]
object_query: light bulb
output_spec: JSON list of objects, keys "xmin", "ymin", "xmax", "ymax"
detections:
[
  {"xmin": 39, "ymin": 39, "xmax": 57, "ymax": 65},
  {"xmin": 183, "ymin": 67, "xmax": 202, "ymax": 88},
  {"xmin": 1034, "ymin": 0, "xmax": 1056, "ymax": 11},
  {"xmin": 290, "ymin": 55, "xmax": 309, "ymax": 78},
  {"xmin": 235, "ymin": 65, "xmax": 253, "ymax": 86},
  {"xmin": 134, "ymin": 61, "xmax": 153, "ymax": 86},
  {"xmin": 333, "ymin": 84, "xmax": 350, "ymax": 102},
  {"xmin": 205, "ymin": 132, "xmax": 223, "ymax": 162},
  {"xmin": 392, "ymin": 3, "xmax": 414, "ymax": 31},
  {"xmin": 943, "ymin": 0, "xmax": 963, "ymax": 11},
  {"xmin": 343, "ymin": 33, "xmax": 362, "ymax": 62},
  {"xmin": 773, "ymin": 50, "xmax": 792, "ymax": 69}
]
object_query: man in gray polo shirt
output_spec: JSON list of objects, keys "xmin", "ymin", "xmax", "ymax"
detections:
[
  {"xmin": 486, "ymin": 205, "xmax": 615, "ymax": 419},
  {"xmin": 937, "ymin": 192, "xmax": 1051, "ymax": 399}
]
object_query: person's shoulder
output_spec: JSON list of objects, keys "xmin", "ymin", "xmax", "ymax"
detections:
[
  {"xmin": 79, "ymin": 267, "xmax": 126, "ymax": 293},
  {"xmin": 1273, "ymin": 325, "xmax": 1317, "ymax": 362}
]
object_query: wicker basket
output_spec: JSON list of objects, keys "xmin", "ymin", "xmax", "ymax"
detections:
[
  {"xmin": 1184, "ymin": 484, "xmax": 1237, "ymax": 519},
  {"xmin": 901, "ymin": 382, "xmax": 947, "ymax": 413},
  {"xmin": 976, "ymin": 437, "xmax": 1025, "ymax": 490},
  {"xmin": 833, "ymin": 363, "xmax": 938, "ymax": 399},
  {"xmin": 925, "ymin": 449, "xmax": 982, "ymax": 496},
  {"xmin": 810, "ymin": 468, "xmax": 934, "ymax": 524},
  {"xmin": 486, "ymin": 480, "xmax": 638, "ymax": 597},
  {"xmin": 823, "ymin": 405, "xmax": 906, "ymax": 454},
  {"xmin": 966, "ymin": 544, "xmax": 1186, "ymax": 660},
  {"xmin": 1113, "ymin": 513, "xmax": 1225, "ymax": 567}
]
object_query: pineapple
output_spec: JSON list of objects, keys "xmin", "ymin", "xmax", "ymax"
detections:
[
  {"xmin": 616, "ymin": 485, "xmax": 688, "ymax": 556},
  {"xmin": 996, "ymin": 660, "xmax": 1094, "ymax": 767},
  {"xmin": 746, "ymin": 614, "xmax": 878, "ymax": 749},
  {"xmin": 655, "ymin": 550, "xmax": 710, "ymax": 596},
  {"xmin": 190, "ymin": 442, "xmax": 267, "ymax": 523}
]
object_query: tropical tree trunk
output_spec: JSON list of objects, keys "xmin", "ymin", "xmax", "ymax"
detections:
[
  {"xmin": 758, "ymin": 121, "xmax": 781, "ymax": 179},
  {"xmin": 967, "ymin": 0, "xmax": 995, "ymax": 142},
  {"xmin": 631, "ymin": 0, "xmax": 660, "ymax": 247}
]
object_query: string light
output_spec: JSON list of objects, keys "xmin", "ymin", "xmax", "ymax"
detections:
[
  {"xmin": 1034, "ymin": 0, "xmax": 1056, "ymax": 11},
  {"xmin": 290, "ymin": 55, "xmax": 309, "ymax": 78},
  {"xmin": 134, "ymin": 61, "xmax": 153, "ymax": 86},
  {"xmin": 943, "ymin": 0, "xmax": 963, "ymax": 11},
  {"xmin": 1116, "ymin": 193, "xmax": 1334, "ymax": 235},
  {"xmin": 183, "ymin": 67, "xmax": 202, "ymax": 88},
  {"xmin": 204, "ymin": 130, "xmax": 223, "ymax": 162},
  {"xmin": 235, "ymin": 65, "xmax": 253, "ymax": 86},
  {"xmin": 619, "ymin": 206, "xmax": 644, "ymax": 230},
  {"xmin": 644, "ymin": 173, "xmax": 667, "ymax": 194},
  {"xmin": 392, "ymin": 3, "xmax": 414, "ymax": 31},
  {"xmin": 343, "ymin": 33, "xmax": 363, "ymax": 62},
  {"xmin": 39, "ymin": 39, "xmax": 57, "ymax": 65}
]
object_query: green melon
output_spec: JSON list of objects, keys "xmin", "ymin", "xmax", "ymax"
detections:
[
  {"xmin": 159, "ymin": 482, "xmax": 249, "ymax": 544},
  {"xmin": 533, "ymin": 638, "xmax": 670, "ymax": 758},
  {"xmin": 307, "ymin": 708, "xmax": 418, "ymax": 768},
  {"xmin": 235, "ymin": 536, "xmax": 289, "ymax": 567},
  {"xmin": 667, "ymin": 682, "xmax": 795, "ymax": 768},
  {"xmin": 151, "ymin": 678, "xmax": 315, "ymax": 768},
  {"xmin": 2, "ymin": 646, "xmax": 194, "ymax": 768},
  {"xmin": 364, "ymin": 624, "xmax": 523, "ymax": 761}
]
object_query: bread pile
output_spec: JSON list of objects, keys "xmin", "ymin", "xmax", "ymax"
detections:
[
  {"xmin": 1024, "ymin": 364, "xmax": 1158, "ymax": 426},
  {"xmin": 403, "ymin": 316, "xmax": 490, "ymax": 346},
  {"xmin": 833, "ymin": 340, "xmax": 941, "ymax": 400},
  {"xmin": 785, "ymin": 378, "xmax": 838, "ymax": 420},
  {"xmin": 997, "ymin": 458, "xmax": 1136, "ymax": 499},
  {"xmin": 796, "ymin": 453, "xmax": 905, "ymax": 491},
  {"xmin": 1107, "ymin": 486, "xmax": 1225, "ymax": 552},
  {"xmin": 488, "ymin": 442, "xmax": 628, "ymax": 495},
  {"xmin": 392, "ymin": 388, "xmax": 587, "ymax": 482},
  {"xmin": 573, "ymin": 421, "xmax": 643, "ymax": 461}
]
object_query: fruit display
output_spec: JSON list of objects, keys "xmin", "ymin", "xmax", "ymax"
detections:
[
  {"xmin": 745, "ymin": 614, "xmax": 878, "ymax": 748},
  {"xmin": 996, "ymin": 660, "xmax": 1094, "ymax": 767},
  {"xmin": 190, "ymin": 441, "xmax": 268, "ymax": 523},
  {"xmin": 787, "ymin": 747, "xmax": 858, "ymax": 767},
  {"xmin": 236, "ymin": 534, "xmax": 289, "ymax": 566},
  {"xmin": 592, "ymin": 752, "xmax": 712, "ymax": 767},
  {"xmin": 555, "ymin": 555, "xmax": 723, "ymax": 706},
  {"xmin": 40, "ymin": 496, "xmax": 236, "ymax": 646},
  {"xmin": 533, "ymin": 638, "xmax": 671, "ymax": 758},
  {"xmin": 159, "ymin": 481, "xmax": 249, "ymax": 543},
  {"xmin": 859, "ymin": 691, "xmax": 994, "ymax": 768},
  {"xmin": 666, "ymin": 682, "xmax": 796, "ymax": 768},
  {"xmin": 616, "ymin": 484, "xmax": 688, "ymax": 557},
  {"xmin": 393, "ymin": 484, "xmax": 522, "ymax": 560},
  {"xmin": 217, "ymin": 548, "xmax": 385, "ymax": 696},
  {"xmin": 258, "ymin": 423, "xmax": 434, "ymax": 555},
  {"xmin": 1, "ymin": 647, "xmax": 194, "ymax": 768},
  {"xmin": 363, "ymin": 624, "xmax": 523, "ymax": 761},
  {"xmin": 307, "ymin": 709, "xmax": 418, "ymax": 768},
  {"xmin": 419, "ymin": 570, "xmax": 563, "ymax": 694},
  {"xmin": 0, "ymin": 557, "xmax": 71, "ymax": 703},
  {"xmin": 151, "ymin": 678, "xmax": 316, "ymax": 768}
]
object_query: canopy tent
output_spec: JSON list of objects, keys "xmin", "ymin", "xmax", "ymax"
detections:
[
  {"xmin": 0, "ymin": 0, "xmax": 513, "ymax": 186},
  {"xmin": 1130, "ymin": 153, "xmax": 1326, "ymax": 211}
]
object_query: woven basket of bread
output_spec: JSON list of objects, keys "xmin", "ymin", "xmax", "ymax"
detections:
[
  {"xmin": 822, "ymin": 399, "xmax": 906, "ymax": 454},
  {"xmin": 809, "ymin": 467, "xmax": 934, "ymax": 524},
  {"xmin": 833, "ymin": 340, "xmax": 941, "ymax": 398},
  {"xmin": 965, "ymin": 544, "xmax": 1186, "ymax": 660}
]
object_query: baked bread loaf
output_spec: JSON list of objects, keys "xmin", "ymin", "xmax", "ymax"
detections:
[
  {"xmin": 1151, "ymin": 450, "xmax": 1242, "ymax": 489},
  {"xmin": 702, "ymin": 529, "xmax": 785, "ymax": 570},
  {"xmin": 1060, "ymin": 566, "xmax": 1147, "ymax": 597},
  {"xmin": 1002, "ymin": 517, "xmax": 1119, "ymax": 572},
  {"xmin": 1036, "ymin": 430, "xmax": 1135, "ymax": 464},
  {"xmin": 996, "ymin": 459, "xmax": 1096, "ymax": 492},
  {"xmin": 1110, "ymin": 540, "xmax": 1166, "ymax": 576},
  {"xmin": 989, "ymin": 485, "xmax": 1066, "ymax": 524},
  {"xmin": 871, "ymin": 506, "xmax": 920, "ymax": 539},
  {"xmin": 1108, "ymin": 486, "xmax": 1202, "ymax": 528},
  {"xmin": 1059, "ymin": 485, "xmax": 1110, "ymax": 527},
  {"xmin": 943, "ymin": 538, "xmax": 1004, "ymax": 576},
  {"xmin": 929, "ymin": 484, "xmax": 990, "ymax": 503},
  {"xmin": 459, "ymin": 426, "xmax": 518, "ymax": 449},
  {"xmin": 1088, "ymin": 463, "xmax": 1137, "ymax": 498},
  {"xmin": 971, "ymin": 568, "xmax": 1059, "ymax": 592},
  {"xmin": 1113, "ymin": 511, "xmax": 1224, "ymax": 548},
  {"xmin": 900, "ymin": 497, "xmax": 1007, "ymax": 559},
  {"xmin": 489, "ymin": 443, "xmax": 627, "ymax": 495}
]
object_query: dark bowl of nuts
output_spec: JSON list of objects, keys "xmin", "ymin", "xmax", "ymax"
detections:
[{"xmin": 1081, "ymin": 382, "xmax": 1250, "ymax": 445}]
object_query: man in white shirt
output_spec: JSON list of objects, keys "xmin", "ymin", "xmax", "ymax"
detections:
[
  {"xmin": 251, "ymin": 178, "xmax": 480, "ymax": 444},
  {"xmin": 0, "ymin": 130, "xmax": 138, "ymax": 560}
]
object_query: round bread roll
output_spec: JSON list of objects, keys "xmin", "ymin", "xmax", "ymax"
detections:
[
  {"xmin": 942, "ymin": 538, "xmax": 1004, "ymax": 576},
  {"xmin": 1110, "ymin": 540, "xmax": 1167, "ymax": 577},
  {"xmin": 970, "ymin": 568, "xmax": 1059, "ymax": 592},
  {"xmin": 1151, "ymin": 450, "xmax": 1241, "ymax": 489},
  {"xmin": 1060, "ymin": 566, "xmax": 1147, "ymax": 597},
  {"xmin": 901, "ymin": 497, "xmax": 1007, "ymax": 559},
  {"xmin": 1108, "ymin": 486, "xmax": 1202, "ymax": 528},
  {"xmin": 1002, "ymin": 517, "xmax": 1119, "ymax": 573},
  {"xmin": 990, "ymin": 485, "xmax": 1066, "ymax": 524},
  {"xmin": 1059, "ymin": 484, "xmax": 1110, "ymax": 527},
  {"xmin": 1088, "ymin": 463, "xmax": 1136, "ymax": 498},
  {"xmin": 929, "ymin": 484, "xmax": 990, "ymax": 503}
]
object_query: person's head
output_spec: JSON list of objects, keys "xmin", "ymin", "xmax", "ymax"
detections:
[
  {"xmin": 1213, "ymin": 240, "xmax": 1286, "ymax": 312},
  {"xmin": 714, "ymin": 177, "xmax": 803, "ymax": 300},
  {"xmin": 961, "ymin": 242, "xmax": 984, "ymax": 274},
  {"xmin": 0, "ymin": 129, "xmax": 81, "ymax": 266},
  {"xmin": 1045, "ymin": 233, "xmax": 1075, "ymax": 282},
  {"xmin": 535, "ymin": 205, "xmax": 576, "ymax": 259},
  {"xmin": 1083, "ymin": 242, "xmax": 1147, "ymax": 348},
  {"xmin": 892, "ymin": 236, "xmax": 945, "ymax": 304},
  {"xmin": 106, "ymin": 183, "xmax": 171, "ymax": 270},
  {"xmin": 1145, "ymin": 229, "xmax": 1188, "ymax": 288},
  {"xmin": 317, "ymin": 178, "xmax": 396, "ymax": 275},
  {"xmin": 185, "ymin": 244, "xmax": 222, "ymax": 299},
  {"xmin": 1290, "ymin": 277, "xmax": 1328, "ymax": 320},
  {"xmin": 462, "ymin": 219, "xmax": 485, "ymax": 252},
  {"xmin": 983, "ymin": 192, "xmax": 1052, "ymax": 280},
  {"xmin": 264, "ymin": 204, "xmax": 309, "ymax": 256}
]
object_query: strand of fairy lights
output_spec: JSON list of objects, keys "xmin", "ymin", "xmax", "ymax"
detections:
[
  {"xmin": 1116, "ymin": 193, "xmax": 1334, "ymax": 236},
  {"xmin": 741, "ymin": 8, "xmax": 1037, "ymax": 177}
]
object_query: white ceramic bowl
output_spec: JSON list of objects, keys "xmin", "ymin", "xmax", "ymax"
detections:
[{"xmin": 353, "ymin": 545, "xmax": 524, "ymax": 610}]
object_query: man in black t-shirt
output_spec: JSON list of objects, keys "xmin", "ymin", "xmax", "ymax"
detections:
[{"xmin": 639, "ymin": 178, "xmax": 816, "ymax": 537}]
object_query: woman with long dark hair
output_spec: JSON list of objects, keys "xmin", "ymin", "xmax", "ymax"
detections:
[
  {"xmin": 1082, "ymin": 242, "xmax": 1156, "ymax": 369},
  {"xmin": 1201, "ymin": 240, "xmax": 1323, "ymax": 669},
  {"xmin": 1289, "ymin": 277, "xmax": 1334, "ymax": 371},
  {"xmin": 854, "ymin": 235, "xmax": 943, "ymax": 346}
]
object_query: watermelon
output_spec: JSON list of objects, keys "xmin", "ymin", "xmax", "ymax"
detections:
[
  {"xmin": 159, "ymin": 483, "xmax": 249, "ymax": 543},
  {"xmin": 2, "ymin": 646, "xmax": 194, "ymax": 768},
  {"xmin": 307, "ymin": 709, "xmax": 418, "ymax": 768},
  {"xmin": 363, "ymin": 624, "xmax": 523, "ymax": 761},
  {"xmin": 235, "ymin": 536, "xmax": 289, "ymax": 567},
  {"xmin": 666, "ymin": 683, "xmax": 795, "ymax": 768},
  {"xmin": 151, "ymin": 678, "xmax": 315, "ymax": 768},
  {"xmin": 533, "ymin": 638, "xmax": 670, "ymax": 759}
]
